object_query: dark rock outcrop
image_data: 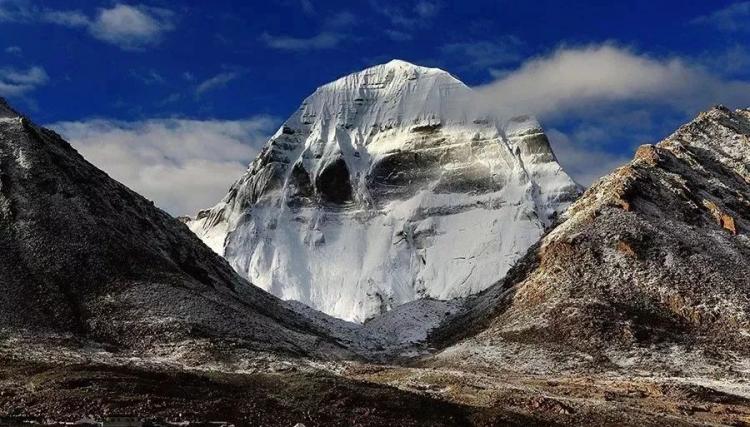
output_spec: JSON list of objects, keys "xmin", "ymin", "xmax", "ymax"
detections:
[
  {"xmin": 316, "ymin": 157, "xmax": 353, "ymax": 204},
  {"xmin": 0, "ymin": 100, "xmax": 349, "ymax": 358}
]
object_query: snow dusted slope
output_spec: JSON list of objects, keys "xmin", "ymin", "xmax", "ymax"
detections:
[
  {"xmin": 0, "ymin": 98, "xmax": 358, "ymax": 359},
  {"xmin": 189, "ymin": 60, "xmax": 580, "ymax": 322},
  {"xmin": 432, "ymin": 106, "xmax": 750, "ymax": 362}
]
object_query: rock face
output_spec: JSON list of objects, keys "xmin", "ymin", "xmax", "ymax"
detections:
[
  {"xmin": 434, "ymin": 106, "xmax": 750, "ymax": 355},
  {"xmin": 0, "ymin": 98, "xmax": 350, "ymax": 358},
  {"xmin": 188, "ymin": 60, "xmax": 580, "ymax": 322}
]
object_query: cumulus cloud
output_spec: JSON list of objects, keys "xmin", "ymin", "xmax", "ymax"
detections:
[
  {"xmin": 50, "ymin": 117, "xmax": 278, "ymax": 215},
  {"xmin": 475, "ymin": 44, "xmax": 750, "ymax": 120},
  {"xmin": 87, "ymin": 4, "xmax": 174, "ymax": 49},
  {"xmin": 468, "ymin": 44, "xmax": 750, "ymax": 185},
  {"xmin": 0, "ymin": 66, "xmax": 48, "ymax": 97},
  {"xmin": 692, "ymin": 2, "xmax": 750, "ymax": 33},
  {"xmin": 0, "ymin": 2, "xmax": 174, "ymax": 50},
  {"xmin": 261, "ymin": 31, "xmax": 342, "ymax": 50}
]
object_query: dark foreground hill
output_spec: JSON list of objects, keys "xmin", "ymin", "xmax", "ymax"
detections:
[
  {"xmin": 0, "ymin": 99, "xmax": 349, "ymax": 358},
  {"xmin": 432, "ymin": 106, "xmax": 750, "ymax": 364}
]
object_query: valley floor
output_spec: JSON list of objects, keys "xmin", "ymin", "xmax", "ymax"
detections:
[
  {"xmin": 3, "ymin": 351, "xmax": 750, "ymax": 426},
  {"xmin": 344, "ymin": 364, "xmax": 750, "ymax": 426}
]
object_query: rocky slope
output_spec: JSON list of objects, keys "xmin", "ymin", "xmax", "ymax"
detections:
[
  {"xmin": 430, "ymin": 106, "xmax": 750, "ymax": 367},
  {"xmin": 188, "ymin": 60, "xmax": 580, "ymax": 322},
  {"xmin": 0, "ymin": 98, "xmax": 358, "ymax": 359}
]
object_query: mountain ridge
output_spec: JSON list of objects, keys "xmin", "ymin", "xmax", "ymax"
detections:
[{"xmin": 428, "ymin": 105, "xmax": 750, "ymax": 368}]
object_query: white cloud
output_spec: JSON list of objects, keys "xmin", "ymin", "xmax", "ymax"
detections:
[
  {"xmin": 475, "ymin": 44, "xmax": 750, "ymax": 120},
  {"xmin": 195, "ymin": 71, "xmax": 241, "ymax": 95},
  {"xmin": 467, "ymin": 44, "xmax": 750, "ymax": 186},
  {"xmin": 692, "ymin": 2, "xmax": 750, "ymax": 33},
  {"xmin": 0, "ymin": 0, "xmax": 30, "ymax": 22},
  {"xmin": 50, "ymin": 117, "xmax": 278, "ymax": 215},
  {"xmin": 0, "ymin": 2, "xmax": 174, "ymax": 50},
  {"xmin": 0, "ymin": 66, "xmax": 48, "ymax": 97},
  {"xmin": 41, "ymin": 9, "xmax": 89, "ymax": 27},
  {"xmin": 88, "ymin": 4, "xmax": 174, "ymax": 50},
  {"xmin": 0, "ymin": 66, "xmax": 45, "ymax": 84},
  {"xmin": 261, "ymin": 8, "xmax": 356, "ymax": 52},
  {"xmin": 261, "ymin": 31, "xmax": 342, "ymax": 50}
]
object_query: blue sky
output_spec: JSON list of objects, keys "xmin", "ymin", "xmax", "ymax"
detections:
[{"xmin": 2, "ymin": 0, "xmax": 750, "ymax": 214}]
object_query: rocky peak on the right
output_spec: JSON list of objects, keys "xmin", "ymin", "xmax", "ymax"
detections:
[
  {"xmin": 437, "ymin": 106, "xmax": 750, "ymax": 359},
  {"xmin": 564, "ymin": 105, "xmax": 750, "ymax": 239}
]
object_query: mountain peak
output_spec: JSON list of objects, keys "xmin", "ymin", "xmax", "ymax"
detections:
[
  {"xmin": 289, "ymin": 60, "xmax": 473, "ymax": 139},
  {"xmin": 383, "ymin": 58, "xmax": 421, "ymax": 67},
  {"xmin": 189, "ymin": 61, "xmax": 579, "ymax": 322},
  {"xmin": 312, "ymin": 59, "xmax": 464, "ymax": 93},
  {"xmin": 0, "ymin": 97, "xmax": 22, "ymax": 119},
  {"xmin": 379, "ymin": 59, "xmax": 447, "ymax": 74}
]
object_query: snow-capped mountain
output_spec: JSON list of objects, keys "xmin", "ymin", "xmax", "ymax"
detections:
[{"xmin": 189, "ymin": 60, "xmax": 580, "ymax": 322}]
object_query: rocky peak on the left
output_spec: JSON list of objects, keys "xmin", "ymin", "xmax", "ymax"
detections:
[
  {"xmin": 0, "ymin": 97, "xmax": 21, "ymax": 119},
  {"xmin": 0, "ymin": 98, "xmax": 353, "ymax": 359}
]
